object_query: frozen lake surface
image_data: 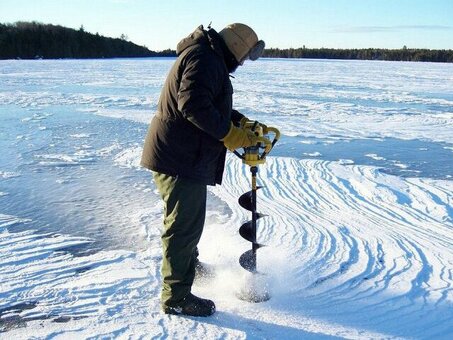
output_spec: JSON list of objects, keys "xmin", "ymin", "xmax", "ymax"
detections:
[{"xmin": 0, "ymin": 58, "xmax": 452, "ymax": 338}]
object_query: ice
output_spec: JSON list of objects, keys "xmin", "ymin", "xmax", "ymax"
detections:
[
  {"xmin": 1, "ymin": 58, "xmax": 452, "ymax": 338},
  {"xmin": 303, "ymin": 151, "xmax": 322, "ymax": 157},
  {"xmin": 69, "ymin": 133, "xmax": 92, "ymax": 138},
  {"xmin": 113, "ymin": 146, "xmax": 143, "ymax": 169},
  {"xmin": 0, "ymin": 171, "xmax": 20, "ymax": 179},
  {"xmin": 365, "ymin": 153, "xmax": 386, "ymax": 161}
]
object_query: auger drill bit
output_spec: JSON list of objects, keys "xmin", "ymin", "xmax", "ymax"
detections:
[
  {"xmin": 233, "ymin": 121, "xmax": 280, "ymax": 303},
  {"xmin": 237, "ymin": 165, "xmax": 271, "ymax": 303},
  {"xmin": 238, "ymin": 166, "xmax": 266, "ymax": 273}
]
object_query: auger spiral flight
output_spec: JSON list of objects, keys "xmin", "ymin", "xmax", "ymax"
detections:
[{"xmin": 233, "ymin": 120, "xmax": 280, "ymax": 302}]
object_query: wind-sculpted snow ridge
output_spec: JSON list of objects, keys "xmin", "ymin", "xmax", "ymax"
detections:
[
  {"xmin": 0, "ymin": 213, "xmax": 163, "ymax": 336},
  {"xmin": 2, "ymin": 154, "xmax": 452, "ymax": 338},
  {"xmin": 206, "ymin": 155, "xmax": 453, "ymax": 338}
]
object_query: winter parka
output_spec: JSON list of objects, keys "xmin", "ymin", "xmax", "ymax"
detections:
[{"xmin": 140, "ymin": 26, "xmax": 244, "ymax": 185}]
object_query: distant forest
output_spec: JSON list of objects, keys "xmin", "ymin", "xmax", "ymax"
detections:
[
  {"xmin": 0, "ymin": 22, "xmax": 174, "ymax": 59},
  {"xmin": 262, "ymin": 47, "xmax": 453, "ymax": 63},
  {"xmin": 1, "ymin": 22, "xmax": 452, "ymax": 62}
]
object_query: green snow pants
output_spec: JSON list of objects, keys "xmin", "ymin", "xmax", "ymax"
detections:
[{"xmin": 152, "ymin": 171, "xmax": 207, "ymax": 307}]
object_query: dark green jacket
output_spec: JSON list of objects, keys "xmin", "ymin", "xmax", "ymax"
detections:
[{"xmin": 141, "ymin": 26, "xmax": 244, "ymax": 185}]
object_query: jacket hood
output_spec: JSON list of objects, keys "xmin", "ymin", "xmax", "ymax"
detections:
[
  {"xmin": 176, "ymin": 25, "xmax": 239, "ymax": 73},
  {"xmin": 176, "ymin": 26, "xmax": 207, "ymax": 55},
  {"xmin": 176, "ymin": 25, "xmax": 226, "ymax": 57}
]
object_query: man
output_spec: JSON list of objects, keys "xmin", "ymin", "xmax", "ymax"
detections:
[{"xmin": 141, "ymin": 23, "xmax": 267, "ymax": 317}]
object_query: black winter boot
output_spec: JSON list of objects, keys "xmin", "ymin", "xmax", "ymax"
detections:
[{"xmin": 163, "ymin": 293, "xmax": 216, "ymax": 317}]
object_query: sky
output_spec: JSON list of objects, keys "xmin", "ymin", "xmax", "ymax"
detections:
[{"xmin": 1, "ymin": 0, "xmax": 452, "ymax": 51}]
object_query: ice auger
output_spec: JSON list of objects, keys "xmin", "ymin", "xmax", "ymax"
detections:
[{"xmin": 233, "ymin": 120, "xmax": 280, "ymax": 302}]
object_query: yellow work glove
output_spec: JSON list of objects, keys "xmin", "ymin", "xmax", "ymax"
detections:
[
  {"xmin": 221, "ymin": 123, "xmax": 259, "ymax": 151},
  {"xmin": 239, "ymin": 116, "xmax": 249, "ymax": 128}
]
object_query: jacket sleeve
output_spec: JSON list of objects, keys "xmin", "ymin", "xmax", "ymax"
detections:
[
  {"xmin": 231, "ymin": 109, "xmax": 246, "ymax": 126},
  {"xmin": 177, "ymin": 53, "xmax": 231, "ymax": 140}
]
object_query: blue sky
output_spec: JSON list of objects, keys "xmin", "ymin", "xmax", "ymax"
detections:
[{"xmin": 1, "ymin": 0, "xmax": 452, "ymax": 50}]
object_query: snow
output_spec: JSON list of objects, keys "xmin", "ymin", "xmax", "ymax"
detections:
[{"xmin": 0, "ymin": 58, "xmax": 452, "ymax": 339}]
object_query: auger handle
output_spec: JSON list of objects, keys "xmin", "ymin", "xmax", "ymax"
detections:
[
  {"xmin": 260, "ymin": 126, "xmax": 280, "ymax": 158},
  {"xmin": 266, "ymin": 127, "xmax": 280, "ymax": 147},
  {"xmin": 233, "ymin": 125, "xmax": 280, "ymax": 165}
]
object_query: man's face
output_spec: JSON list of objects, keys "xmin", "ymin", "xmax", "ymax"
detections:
[{"xmin": 226, "ymin": 57, "xmax": 240, "ymax": 74}]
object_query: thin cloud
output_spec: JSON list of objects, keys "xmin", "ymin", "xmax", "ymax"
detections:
[{"xmin": 334, "ymin": 25, "xmax": 453, "ymax": 33}]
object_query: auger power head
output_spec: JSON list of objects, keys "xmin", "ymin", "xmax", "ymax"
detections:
[
  {"xmin": 233, "ymin": 121, "xmax": 280, "ymax": 166},
  {"xmin": 233, "ymin": 120, "xmax": 280, "ymax": 302}
]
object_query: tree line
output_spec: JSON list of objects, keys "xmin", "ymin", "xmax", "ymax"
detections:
[
  {"xmin": 0, "ymin": 22, "xmax": 174, "ymax": 59},
  {"xmin": 1, "ymin": 22, "xmax": 451, "ymax": 62},
  {"xmin": 262, "ymin": 47, "xmax": 453, "ymax": 63}
]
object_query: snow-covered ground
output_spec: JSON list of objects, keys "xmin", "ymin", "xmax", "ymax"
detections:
[{"xmin": 0, "ymin": 58, "xmax": 452, "ymax": 339}]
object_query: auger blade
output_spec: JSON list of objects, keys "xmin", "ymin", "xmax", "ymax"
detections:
[
  {"xmin": 239, "ymin": 249, "xmax": 256, "ymax": 272},
  {"xmin": 239, "ymin": 221, "xmax": 255, "ymax": 243},
  {"xmin": 238, "ymin": 186, "xmax": 263, "ymax": 211},
  {"xmin": 239, "ymin": 245, "xmax": 266, "ymax": 272},
  {"xmin": 239, "ymin": 214, "xmax": 268, "ymax": 243}
]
